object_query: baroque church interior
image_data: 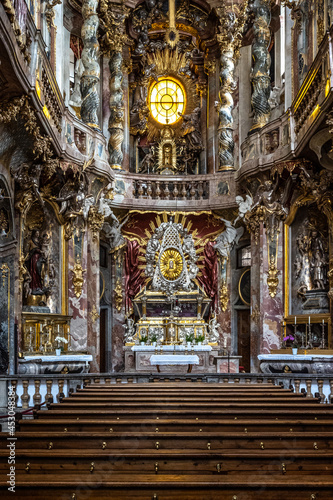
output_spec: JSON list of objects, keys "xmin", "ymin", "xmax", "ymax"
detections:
[{"xmin": 1, "ymin": 0, "xmax": 333, "ymax": 497}]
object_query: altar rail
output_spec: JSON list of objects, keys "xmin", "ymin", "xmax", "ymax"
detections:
[{"xmin": 1, "ymin": 373, "xmax": 333, "ymax": 412}]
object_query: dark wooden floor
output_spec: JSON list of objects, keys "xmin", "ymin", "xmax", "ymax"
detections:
[{"xmin": 1, "ymin": 381, "xmax": 333, "ymax": 499}]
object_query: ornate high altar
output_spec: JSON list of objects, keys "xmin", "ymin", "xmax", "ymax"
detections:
[{"xmin": 123, "ymin": 217, "xmax": 221, "ymax": 372}]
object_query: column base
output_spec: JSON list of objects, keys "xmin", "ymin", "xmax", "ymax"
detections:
[{"xmin": 218, "ymin": 165, "xmax": 235, "ymax": 172}]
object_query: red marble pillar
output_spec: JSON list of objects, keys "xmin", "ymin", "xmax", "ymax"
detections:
[
  {"xmin": 250, "ymin": 223, "xmax": 284, "ymax": 371},
  {"xmin": 86, "ymin": 228, "xmax": 100, "ymax": 372},
  {"xmin": 217, "ymin": 259, "xmax": 232, "ymax": 350}
]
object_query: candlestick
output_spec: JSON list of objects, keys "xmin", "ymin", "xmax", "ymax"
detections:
[
  {"xmin": 308, "ymin": 316, "xmax": 310, "ymax": 324},
  {"xmin": 58, "ymin": 324, "xmax": 60, "ymax": 333},
  {"xmin": 294, "ymin": 316, "xmax": 296, "ymax": 325}
]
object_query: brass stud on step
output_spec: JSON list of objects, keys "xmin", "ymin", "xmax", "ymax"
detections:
[
  {"xmin": 207, "ymin": 442, "xmax": 211, "ymax": 450},
  {"xmin": 155, "ymin": 462, "xmax": 159, "ymax": 473},
  {"xmin": 155, "ymin": 441, "xmax": 159, "ymax": 449},
  {"xmin": 216, "ymin": 463, "xmax": 221, "ymax": 473},
  {"xmin": 281, "ymin": 463, "xmax": 286, "ymax": 474},
  {"xmin": 310, "ymin": 495, "xmax": 316, "ymax": 500},
  {"xmin": 48, "ymin": 442, "xmax": 53, "ymax": 450},
  {"xmin": 25, "ymin": 463, "xmax": 30, "ymax": 473},
  {"xmin": 64, "ymin": 428, "xmax": 67, "ymax": 432},
  {"xmin": 102, "ymin": 442, "xmax": 107, "ymax": 450},
  {"xmin": 244, "ymin": 428, "xmax": 248, "ymax": 433},
  {"xmin": 260, "ymin": 442, "xmax": 265, "ymax": 450},
  {"xmin": 155, "ymin": 428, "xmax": 159, "ymax": 433},
  {"xmin": 109, "ymin": 428, "xmax": 113, "ymax": 432},
  {"xmin": 313, "ymin": 442, "xmax": 318, "ymax": 450},
  {"xmin": 90, "ymin": 462, "xmax": 95, "ymax": 473}
]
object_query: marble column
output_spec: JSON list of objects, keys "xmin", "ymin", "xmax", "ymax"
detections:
[
  {"xmin": 108, "ymin": 50, "xmax": 124, "ymax": 170},
  {"xmin": 217, "ymin": 47, "xmax": 236, "ymax": 171},
  {"xmin": 80, "ymin": 0, "xmax": 100, "ymax": 128},
  {"xmin": 68, "ymin": 233, "xmax": 88, "ymax": 355},
  {"xmin": 250, "ymin": 223, "xmax": 284, "ymax": 372},
  {"xmin": 217, "ymin": 258, "xmax": 232, "ymax": 351},
  {"xmin": 250, "ymin": 0, "xmax": 271, "ymax": 131},
  {"xmin": 86, "ymin": 227, "xmax": 100, "ymax": 372}
]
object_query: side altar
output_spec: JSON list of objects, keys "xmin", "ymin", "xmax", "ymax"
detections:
[{"xmin": 123, "ymin": 217, "xmax": 223, "ymax": 373}]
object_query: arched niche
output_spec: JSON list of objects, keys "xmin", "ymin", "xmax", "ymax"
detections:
[
  {"xmin": 22, "ymin": 200, "xmax": 63, "ymax": 313},
  {"xmin": 285, "ymin": 203, "xmax": 329, "ymax": 316}
]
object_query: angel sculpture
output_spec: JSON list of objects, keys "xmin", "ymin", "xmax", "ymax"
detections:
[
  {"xmin": 234, "ymin": 195, "xmax": 253, "ymax": 224},
  {"xmin": 98, "ymin": 192, "xmax": 118, "ymax": 223},
  {"xmin": 214, "ymin": 218, "xmax": 244, "ymax": 260},
  {"xmin": 208, "ymin": 313, "xmax": 220, "ymax": 343},
  {"xmin": 179, "ymin": 107, "xmax": 203, "ymax": 150},
  {"xmin": 124, "ymin": 317, "xmax": 136, "ymax": 343},
  {"xmin": 103, "ymin": 215, "xmax": 129, "ymax": 250},
  {"xmin": 56, "ymin": 157, "xmax": 92, "ymax": 217},
  {"xmin": 11, "ymin": 162, "xmax": 44, "ymax": 208}
]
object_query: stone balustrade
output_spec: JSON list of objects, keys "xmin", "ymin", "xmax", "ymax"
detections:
[
  {"xmin": 1, "ymin": 373, "xmax": 333, "ymax": 412},
  {"xmin": 133, "ymin": 178, "xmax": 209, "ymax": 201},
  {"xmin": 112, "ymin": 172, "xmax": 236, "ymax": 210}
]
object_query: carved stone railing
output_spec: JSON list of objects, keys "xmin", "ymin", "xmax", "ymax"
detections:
[
  {"xmin": 35, "ymin": 34, "xmax": 64, "ymax": 133},
  {"xmin": 133, "ymin": 178, "xmax": 209, "ymax": 201},
  {"xmin": 290, "ymin": 26, "xmax": 333, "ymax": 149},
  {"xmin": 238, "ymin": 112, "xmax": 292, "ymax": 179},
  {"xmin": 112, "ymin": 172, "xmax": 236, "ymax": 210},
  {"xmin": 1, "ymin": 373, "xmax": 333, "ymax": 411}
]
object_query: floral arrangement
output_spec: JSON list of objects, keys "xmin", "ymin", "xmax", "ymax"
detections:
[
  {"xmin": 283, "ymin": 334, "xmax": 298, "ymax": 348},
  {"xmin": 185, "ymin": 333, "xmax": 194, "ymax": 343},
  {"xmin": 140, "ymin": 335, "xmax": 148, "ymax": 344},
  {"xmin": 55, "ymin": 336, "xmax": 68, "ymax": 344},
  {"xmin": 195, "ymin": 334, "xmax": 205, "ymax": 344}
]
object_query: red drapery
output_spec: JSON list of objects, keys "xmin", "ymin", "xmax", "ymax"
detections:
[
  {"xmin": 70, "ymin": 35, "xmax": 83, "ymax": 60},
  {"xmin": 124, "ymin": 239, "xmax": 146, "ymax": 312},
  {"xmin": 196, "ymin": 241, "xmax": 218, "ymax": 312}
]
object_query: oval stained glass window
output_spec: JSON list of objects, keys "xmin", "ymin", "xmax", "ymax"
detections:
[{"xmin": 149, "ymin": 78, "xmax": 185, "ymax": 125}]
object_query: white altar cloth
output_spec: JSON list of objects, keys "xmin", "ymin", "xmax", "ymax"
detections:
[
  {"xmin": 150, "ymin": 354, "xmax": 199, "ymax": 365},
  {"xmin": 132, "ymin": 345, "xmax": 212, "ymax": 352}
]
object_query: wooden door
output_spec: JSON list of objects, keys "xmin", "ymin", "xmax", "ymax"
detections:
[{"xmin": 237, "ymin": 310, "xmax": 251, "ymax": 373}]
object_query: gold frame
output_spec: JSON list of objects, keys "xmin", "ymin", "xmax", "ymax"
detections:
[
  {"xmin": 238, "ymin": 268, "xmax": 250, "ymax": 307},
  {"xmin": 284, "ymin": 205, "xmax": 332, "ymax": 348}
]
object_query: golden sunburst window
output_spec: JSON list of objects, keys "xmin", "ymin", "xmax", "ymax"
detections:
[
  {"xmin": 149, "ymin": 78, "xmax": 185, "ymax": 125},
  {"xmin": 160, "ymin": 249, "xmax": 183, "ymax": 281}
]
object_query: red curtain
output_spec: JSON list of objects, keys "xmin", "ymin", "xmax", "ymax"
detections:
[
  {"xmin": 197, "ymin": 241, "xmax": 218, "ymax": 312},
  {"xmin": 124, "ymin": 239, "xmax": 146, "ymax": 312},
  {"xmin": 70, "ymin": 35, "xmax": 83, "ymax": 60}
]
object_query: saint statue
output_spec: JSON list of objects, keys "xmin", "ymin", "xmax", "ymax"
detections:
[{"xmin": 25, "ymin": 229, "xmax": 47, "ymax": 295}]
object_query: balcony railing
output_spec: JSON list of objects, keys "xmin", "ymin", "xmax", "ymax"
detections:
[
  {"xmin": 1, "ymin": 373, "xmax": 333, "ymax": 410},
  {"xmin": 112, "ymin": 172, "xmax": 236, "ymax": 210}
]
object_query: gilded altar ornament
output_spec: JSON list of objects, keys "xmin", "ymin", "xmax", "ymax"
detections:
[
  {"xmin": 87, "ymin": 205, "xmax": 104, "ymax": 242},
  {"xmin": 160, "ymin": 249, "xmax": 183, "ymax": 281},
  {"xmin": 0, "ymin": 95, "xmax": 59, "ymax": 168},
  {"xmin": 220, "ymin": 279, "xmax": 229, "ymax": 313},
  {"xmin": 266, "ymin": 255, "xmax": 280, "ymax": 298},
  {"xmin": 90, "ymin": 305, "xmax": 100, "ymax": 324},
  {"xmin": 114, "ymin": 278, "xmax": 123, "ymax": 312},
  {"xmin": 145, "ymin": 218, "xmax": 198, "ymax": 297},
  {"xmin": 71, "ymin": 257, "xmax": 86, "ymax": 298}
]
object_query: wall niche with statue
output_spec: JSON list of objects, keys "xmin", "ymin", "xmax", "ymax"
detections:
[
  {"xmin": 21, "ymin": 201, "xmax": 62, "ymax": 313},
  {"xmin": 290, "ymin": 205, "xmax": 329, "ymax": 315}
]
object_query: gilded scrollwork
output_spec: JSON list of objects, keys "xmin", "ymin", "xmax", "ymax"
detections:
[
  {"xmin": 87, "ymin": 205, "xmax": 104, "ymax": 242},
  {"xmin": 71, "ymin": 257, "xmax": 86, "ymax": 298},
  {"xmin": 219, "ymin": 279, "xmax": 229, "ymax": 313},
  {"xmin": 266, "ymin": 255, "xmax": 280, "ymax": 298},
  {"xmin": 0, "ymin": 96, "xmax": 58, "ymax": 172},
  {"xmin": 114, "ymin": 278, "xmax": 123, "ymax": 312}
]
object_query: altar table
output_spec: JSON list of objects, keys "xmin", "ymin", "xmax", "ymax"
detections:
[{"xmin": 150, "ymin": 354, "xmax": 199, "ymax": 373}]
